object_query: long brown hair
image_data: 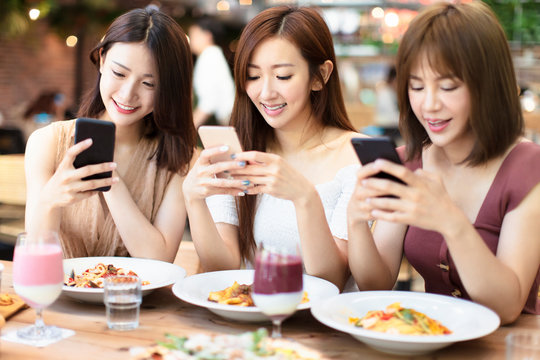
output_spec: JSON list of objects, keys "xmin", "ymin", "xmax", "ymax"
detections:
[
  {"xmin": 78, "ymin": 7, "xmax": 196, "ymax": 174},
  {"xmin": 231, "ymin": 6, "xmax": 355, "ymax": 262},
  {"xmin": 396, "ymin": 2, "xmax": 523, "ymax": 166}
]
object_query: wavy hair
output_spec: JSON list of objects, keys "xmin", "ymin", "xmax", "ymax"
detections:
[
  {"xmin": 396, "ymin": 2, "xmax": 523, "ymax": 165},
  {"xmin": 231, "ymin": 6, "xmax": 355, "ymax": 262},
  {"xmin": 78, "ymin": 7, "xmax": 196, "ymax": 174}
]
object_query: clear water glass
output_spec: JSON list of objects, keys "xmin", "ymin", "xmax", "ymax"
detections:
[{"xmin": 104, "ymin": 275, "xmax": 142, "ymax": 331}]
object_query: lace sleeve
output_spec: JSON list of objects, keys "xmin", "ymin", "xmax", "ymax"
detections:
[
  {"xmin": 329, "ymin": 164, "xmax": 360, "ymax": 240},
  {"xmin": 205, "ymin": 194, "xmax": 239, "ymax": 226}
]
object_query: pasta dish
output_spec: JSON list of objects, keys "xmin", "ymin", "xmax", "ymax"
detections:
[
  {"xmin": 64, "ymin": 263, "xmax": 149, "ymax": 288},
  {"xmin": 349, "ymin": 302, "xmax": 452, "ymax": 335},
  {"xmin": 208, "ymin": 282, "xmax": 309, "ymax": 307}
]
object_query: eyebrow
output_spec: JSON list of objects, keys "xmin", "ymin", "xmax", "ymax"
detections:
[
  {"xmin": 409, "ymin": 73, "xmax": 456, "ymax": 81},
  {"xmin": 247, "ymin": 63, "xmax": 295, "ymax": 70},
  {"xmin": 112, "ymin": 61, "xmax": 154, "ymax": 78}
]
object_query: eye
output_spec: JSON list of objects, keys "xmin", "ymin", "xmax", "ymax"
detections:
[
  {"xmin": 277, "ymin": 75, "xmax": 292, "ymax": 80},
  {"xmin": 112, "ymin": 70, "xmax": 125, "ymax": 78},
  {"xmin": 247, "ymin": 75, "xmax": 259, "ymax": 81},
  {"xmin": 143, "ymin": 81, "xmax": 155, "ymax": 88},
  {"xmin": 409, "ymin": 84, "xmax": 423, "ymax": 91}
]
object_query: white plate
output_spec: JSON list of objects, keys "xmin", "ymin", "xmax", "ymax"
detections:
[
  {"xmin": 62, "ymin": 257, "xmax": 186, "ymax": 304},
  {"xmin": 311, "ymin": 291, "xmax": 500, "ymax": 356},
  {"xmin": 172, "ymin": 269, "xmax": 339, "ymax": 323}
]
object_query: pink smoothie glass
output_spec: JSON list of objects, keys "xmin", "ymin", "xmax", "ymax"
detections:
[{"xmin": 13, "ymin": 231, "xmax": 64, "ymax": 341}]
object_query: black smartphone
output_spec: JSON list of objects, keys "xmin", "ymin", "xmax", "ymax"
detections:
[
  {"xmin": 73, "ymin": 118, "xmax": 116, "ymax": 191},
  {"xmin": 351, "ymin": 137, "xmax": 405, "ymax": 185}
]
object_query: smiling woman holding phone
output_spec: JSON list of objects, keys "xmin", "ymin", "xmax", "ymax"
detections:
[
  {"xmin": 347, "ymin": 2, "xmax": 540, "ymax": 324},
  {"xmin": 183, "ymin": 6, "xmax": 367, "ymax": 290},
  {"xmin": 24, "ymin": 7, "xmax": 197, "ymax": 261}
]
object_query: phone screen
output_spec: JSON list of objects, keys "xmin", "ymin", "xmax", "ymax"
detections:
[{"xmin": 74, "ymin": 118, "xmax": 116, "ymax": 191}]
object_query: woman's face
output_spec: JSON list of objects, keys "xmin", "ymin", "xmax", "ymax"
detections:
[
  {"xmin": 408, "ymin": 55, "xmax": 473, "ymax": 149},
  {"xmin": 99, "ymin": 42, "xmax": 157, "ymax": 128},
  {"xmin": 245, "ymin": 37, "xmax": 316, "ymax": 131}
]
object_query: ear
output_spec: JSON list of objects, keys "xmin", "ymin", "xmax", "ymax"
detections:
[
  {"xmin": 311, "ymin": 60, "xmax": 334, "ymax": 91},
  {"xmin": 99, "ymin": 48, "xmax": 105, "ymax": 74}
]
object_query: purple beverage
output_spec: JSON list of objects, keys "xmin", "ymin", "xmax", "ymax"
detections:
[
  {"xmin": 253, "ymin": 252, "xmax": 303, "ymax": 294},
  {"xmin": 252, "ymin": 248, "xmax": 303, "ymax": 330}
]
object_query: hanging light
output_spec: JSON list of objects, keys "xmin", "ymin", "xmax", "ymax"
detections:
[{"xmin": 29, "ymin": 9, "xmax": 40, "ymax": 20}]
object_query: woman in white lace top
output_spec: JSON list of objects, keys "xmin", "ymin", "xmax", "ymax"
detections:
[{"xmin": 183, "ymin": 6, "xmax": 366, "ymax": 290}]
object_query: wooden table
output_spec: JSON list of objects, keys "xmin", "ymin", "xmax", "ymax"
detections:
[{"xmin": 1, "ymin": 247, "xmax": 539, "ymax": 360}]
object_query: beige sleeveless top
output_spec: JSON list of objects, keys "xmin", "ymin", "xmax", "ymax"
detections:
[{"xmin": 53, "ymin": 120, "xmax": 172, "ymax": 258}]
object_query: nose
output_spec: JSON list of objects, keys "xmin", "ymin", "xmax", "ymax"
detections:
[
  {"xmin": 117, "ymin": 80, "xmax": 138, "ymax": 103},
  {"xmin": 422, "ymin": 87, "xmax": 442, "ymax": 112},
  {"xmin": 260, "ymin": 77, "xmax": 277, "ymax": 100}
]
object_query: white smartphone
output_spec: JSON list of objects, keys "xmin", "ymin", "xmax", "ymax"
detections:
[{"xmin": 198, "ymin": 126, "xmax": 243, "ymax": 178}]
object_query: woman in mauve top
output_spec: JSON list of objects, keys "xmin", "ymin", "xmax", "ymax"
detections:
[{"xmin": 347, "ymin": 2, "xmax": 540, "ymax": 324}]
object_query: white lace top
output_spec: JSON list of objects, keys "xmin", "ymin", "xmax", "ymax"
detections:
[{"xmin": 206, "ymin": 164, "xmax": 359, "ymax": 256}]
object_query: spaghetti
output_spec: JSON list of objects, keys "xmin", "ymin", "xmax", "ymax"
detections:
[
  {"xmin": 64, "ymin": 263, "xmax": 149, "ymax": 288},
  {"xmin": 350, "ymin": 302, "xmax": 452, "ymax": 335}
]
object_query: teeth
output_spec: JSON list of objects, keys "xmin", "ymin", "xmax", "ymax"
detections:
[
  {"xmin": 116, "ymin": 102, "xmax": 135, "ymax": 111},
  {"xmin": 428, "ymin": 120, "xmax": 446, "ymax": 126},
  {"xmin": 263, "ymin": 104, "xmax": 286, "ymax": 111}
]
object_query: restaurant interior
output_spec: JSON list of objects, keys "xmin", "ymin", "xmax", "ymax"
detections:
[{"xmin": 0, "ymin": 1, "xmax": 539, "ymax": 357}]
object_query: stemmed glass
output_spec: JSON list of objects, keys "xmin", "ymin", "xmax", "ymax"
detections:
[
  {"xmin": 252, "ymin": 244, "xmax": 303, "ymax": 338},
  {"xmin": 12, "ymin": 231, "xmax": 64, "ymax": 341}
]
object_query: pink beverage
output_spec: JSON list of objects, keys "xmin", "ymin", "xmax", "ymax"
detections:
[
  {"xmin": 13, "ymin": 243, "xmax": 64, "ymax": 308},
  {"xmin": 253, "ymin": 252, "xmax": 303, "ymax": 319}
]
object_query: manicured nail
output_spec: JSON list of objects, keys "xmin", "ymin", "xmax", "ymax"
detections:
[
  {"xmin": 112, "ymin": 177, "xmax": 119, "ymax": 183},
  {"xmin": 242, "ymin": 180, "xmax": 250, "ymax": 186},
  {"xmin": 237, "ymin": 161, "xmax": 246, "ymax": 167},
  {"xmin": 231, "ymin": 153, "xmax": 237, "ymax": 159},
  {"xmin": 219, "ymin": 145, "xmax": 229, "ymax": 152},
  {"xmin": 237, "ymin": 191, "xmax": 246, "ymax": 196},
  {"xmin": 109, "ymin": 163, "xmax": 117, "ymax": 169}
]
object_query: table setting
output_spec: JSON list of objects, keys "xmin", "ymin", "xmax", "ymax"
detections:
[{"xmin": 0, "ymin": 236, "xmax": 539, "ymax": 359}]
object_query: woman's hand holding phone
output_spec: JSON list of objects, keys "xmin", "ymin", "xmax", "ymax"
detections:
[{"xmin": 40, "ymin": 139, "xmax": 118, "ymax": 209}]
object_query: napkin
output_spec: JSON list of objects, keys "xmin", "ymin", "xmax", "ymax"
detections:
[{"xmin": 1, "ymin": 327, "xmax": 75, "ymax": 347}]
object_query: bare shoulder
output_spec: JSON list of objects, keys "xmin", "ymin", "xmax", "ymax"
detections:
[{"xmin": 25, "ymin": 124, "xmax": 59, "ymax": 162}]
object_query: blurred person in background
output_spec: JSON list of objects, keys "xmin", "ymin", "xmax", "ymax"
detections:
[
  {"xmin": 24, "ymin": 7, "xmax": 197, "ymax": 261},
  {"xmin": 188, "ymin": 16, "xmax": 235, "ymax": 128},
  {"xmin": 347, "ymin": 2, "xmax": 540, "ymax": 324}
]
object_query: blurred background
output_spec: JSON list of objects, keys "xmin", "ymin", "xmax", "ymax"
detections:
[{"xmin": 0, "ymin": 0, "xmax": 539, "ymax": 148}]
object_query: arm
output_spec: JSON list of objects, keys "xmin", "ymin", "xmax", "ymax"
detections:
[
  {"xmin": 347, "ymin": 164, "xmax": 407, "ymax": 290},
  {"xmin": 24, "ymin": 125, "xmax": 117, "ymax": 234},
  {"xmin": 102, "ymin": 171, "xmax": 188, "ymax": 262},
  {"xmin": 182, "ymin": 146, "xmax": 252, "ymax": 270}
]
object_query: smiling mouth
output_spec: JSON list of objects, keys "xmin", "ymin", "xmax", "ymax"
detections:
[
  {"xmin": 114, "ymin": 100, "xmax": 136, "ymax": 111},
  {"xmin": 427, "ymin": 119, "xmax": 450, "ymax": 126},
  {"xmin": 262, "ymin": 103, "xmax": 286, "ymax": 111}
]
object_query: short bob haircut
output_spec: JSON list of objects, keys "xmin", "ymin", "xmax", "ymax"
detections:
[
  {"xmin": 231, "ymin": 5, "xmax": 356, "ymax": 262},
  {"xmin": 396, "ymin": 2, "xmax": 523, "ymax": 166},
  {"xmin": 78, "ymin": 7, "xmax": 196, "ymax": 174}
]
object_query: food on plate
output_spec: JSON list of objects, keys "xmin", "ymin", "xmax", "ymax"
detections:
[
  {"xmin": 64, "ymin": 263, "xmax": 150, "ymax": 288},
  {"xmin": 349, "ymin": 302, "xmax": 452, "ymax": 335},
  {"xmin": 208, "ymin": 282, "xmax": 309, "ymax": 307},
  {"xmin": 208, "ymin": 281, "xmax": 253, "ymax": 306},
  {"xmin": 130, "ymin": 328, "xmax": 322, "ymax": 359},
  {"xmin": 0, "ymin": 293, "xmax": 14, "ymax": 306}
]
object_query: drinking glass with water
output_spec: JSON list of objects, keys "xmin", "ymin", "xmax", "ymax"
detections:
[{"xmin": 104, "ymin": 275, "xmax": 141, "ymax": 331}]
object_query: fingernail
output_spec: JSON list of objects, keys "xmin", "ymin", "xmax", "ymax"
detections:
[
  {"xmin": 85, "ymin": 138, "xmax": 93, "ymax": 144},
  {"xmin": 231, "ymin": 153, "xmax": 237, "ymax": 159},
  {"xmin": 237, "ymin": 191, "xmax": 246, "ymax": 196},
  {"xmin": 219, "ymin": 145, "xmax": 229, "ymax": 152},
  {"xmin": 238, "ymin": 161, "xmax": 246, "ymax": 167},
  {"xmin": 112, "ymin": 177, "xmax": 119, "ymax": 183},
  {"xmin": 242, "ymin": 180, "xmax": 250, "ymax": 186},
  {"xmin": 361, "ymin": 180, "xmax": 368, "ymax": 185},
  {"xmin": 110, "ymin": 163, "xmax": 117, "ymax": 169}
]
